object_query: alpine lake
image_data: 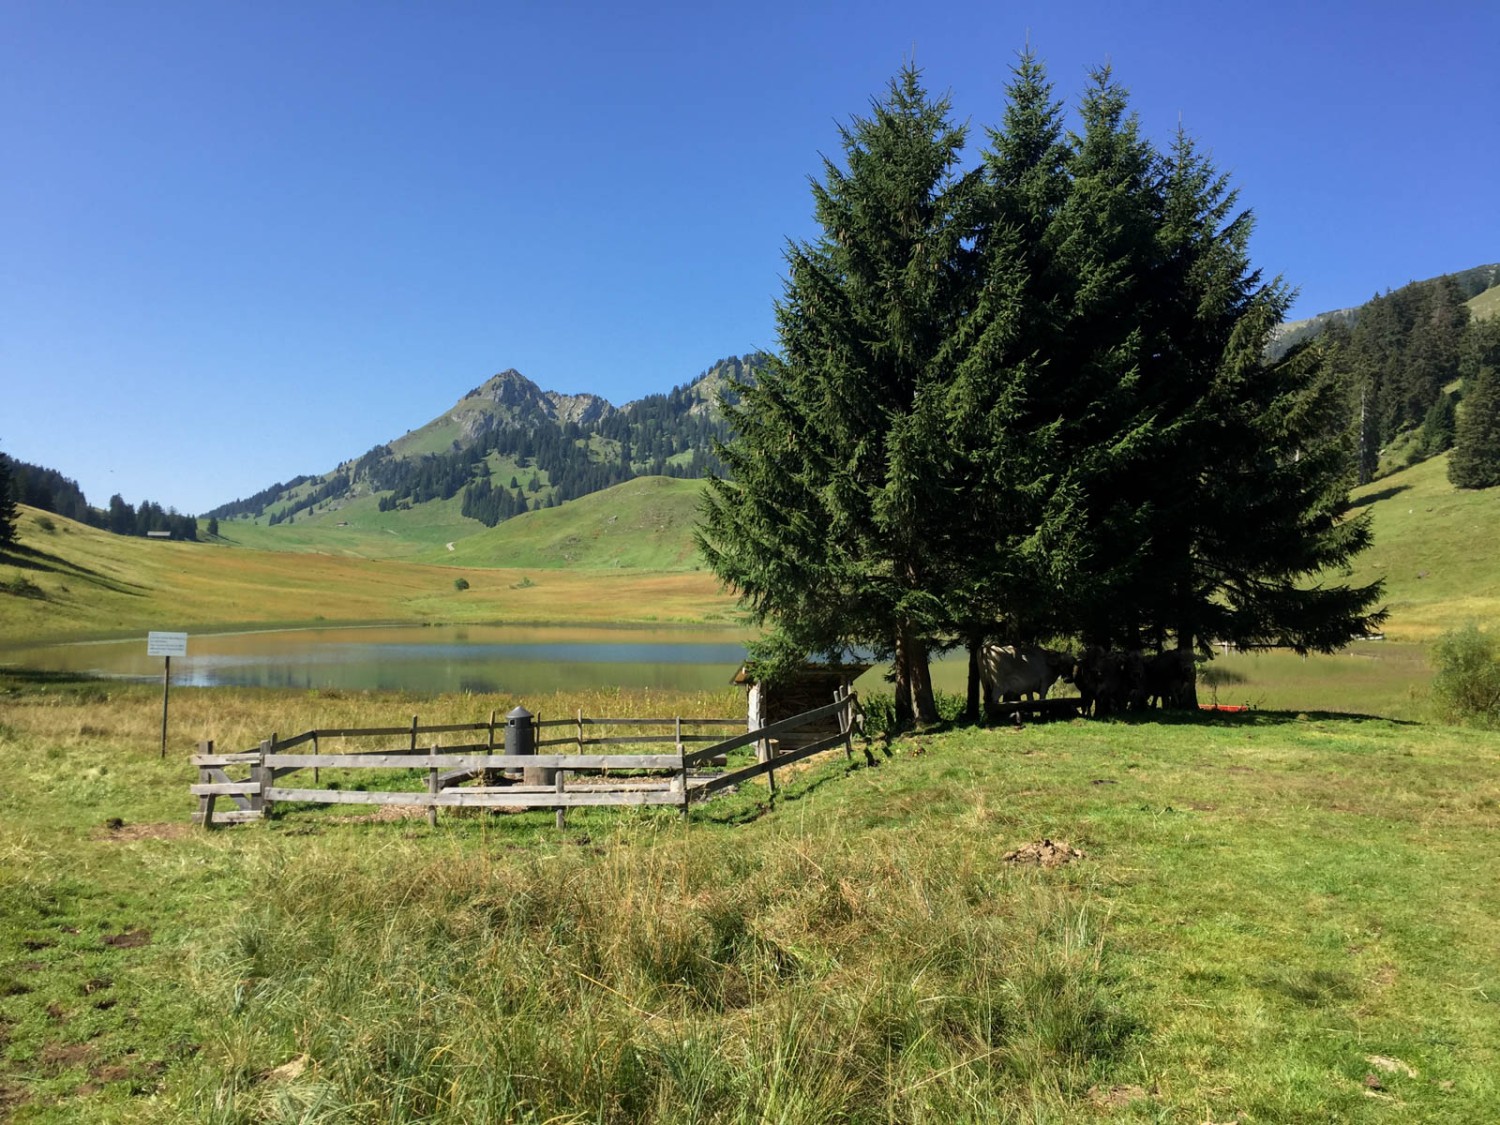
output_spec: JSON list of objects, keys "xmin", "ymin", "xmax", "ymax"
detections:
[{"xmin": 0, "ymin": 623, "xmax": 1433, "ymax": 720}]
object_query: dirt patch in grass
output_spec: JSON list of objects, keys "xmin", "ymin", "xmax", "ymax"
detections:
[
  {"xmin": 1003, "ymin": 839, "xmax": 1086, "ymax": 867},
  {"xmin": 327, "ymin": 804, "xmax": 428, "ymax": 824},
  {"xmin": 101, "ymin": 929, "xmax": 151, "ymax": 949},
  {"xmin": 94, "ymin": 821, "xmax": 193, "ymax": 842},
  {"xmin": 41, "ymin": 1041, "xmax": 93, "ymax": 1072}
]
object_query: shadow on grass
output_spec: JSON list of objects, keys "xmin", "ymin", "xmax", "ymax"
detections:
[
  {"xmin": 0, "ymin": 667, "xmax": 111, "ymax": 688},
  {"xmin": 695, "ymin": 757, "xmax": 869, "ymax": 826},
  {"xmin": 0, "ymin": 543, "xmax": 149, "ymax": 596},
  {"xmin": 1346, "ymin": 482, "xmax": 1410, "ymax": 510},
  {"xmin": 1096, "ymin": 707, "xmax": 1420, "ymax": 728}
]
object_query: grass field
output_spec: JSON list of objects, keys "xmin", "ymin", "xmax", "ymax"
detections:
[
  {"xmin": 419, "ymin": 476, "xmax": 707, "ymax": 570},
  {"xmin": 1467, "ymin": 283, "xmax": 1500, "ymax": 321},
  {"xmin": 0, "ymin": 507, "xmax": 736, "ymax": 644},
  {"xmin": 1, "ymin": 679, "xmax": 1497, "ymax": 1121},
  {"xmin": 1346, "ymin": 453, "xmax": 1500, "ymax": 640},
  {"xmin": 211, "ymin": 474, "xmax": 706, "ymax": 571}
]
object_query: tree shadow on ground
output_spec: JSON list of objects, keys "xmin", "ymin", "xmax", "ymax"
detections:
[
  {"xmin": 696, "ymin": 756, "xmax": 871, "ymax": 826},
  {"xmin": 0, "ymin": 543, "xmax": 147, "ymax": 596},
  {"xmin": 1346, "ymin": 482, "xmax": 1410, "ymax": 510},
  {"xmin": 1098, "ymin": 707, "xmax": 1420, "ymax": 728}
]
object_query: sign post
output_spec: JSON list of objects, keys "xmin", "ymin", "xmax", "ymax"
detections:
[{"xmin": 147, "ymin": 632, "xmax": 189, "ymax": 758}]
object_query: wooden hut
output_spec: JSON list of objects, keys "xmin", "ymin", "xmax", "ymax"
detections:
[{"xmin": 732, "ymin": 660, "xmax": 870, "ymax": 757}]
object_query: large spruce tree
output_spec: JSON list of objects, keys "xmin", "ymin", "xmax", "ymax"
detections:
[
  {"xmin": 700, "ymin": 55, "xmax": 1385, "ymax": 729},
  {"xmin": 697, "ymin": 65, "xmax": 978, "ymax": 726}
]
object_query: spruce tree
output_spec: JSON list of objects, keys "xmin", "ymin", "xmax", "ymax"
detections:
[
  {"xmin": 1449, "ymin": 362, "xmax": 1500, "ymax": 489},
  {"xmin": 0, "ymin": 449, "xmax": 18, "ymax": 550},
  {"xmin": 698, "ymin": 65, "xmax": 978, "ymax": 726}
]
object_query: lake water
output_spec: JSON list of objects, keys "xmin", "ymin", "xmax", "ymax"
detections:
[
  {"xmin": 0, "ymin": 625, "xmax": 756, "ymax": 694},
  {"xmin": 0, "ymin": 626, "xmax": 1429, "ymax": 717}
]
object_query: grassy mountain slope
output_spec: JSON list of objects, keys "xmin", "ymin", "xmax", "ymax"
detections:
[
  {"xmin": 0, "ymin": 506, "xmax": 732, "ymax": 643},
  {"xmin": 204, "ymin": 474, "xmax": 706, "ymax": 570},
  {"xmin": 418, "ymin": 476, "xmax": 707, "ymax": 570},
  {"xmin": 1346, "ymin": 452, "xmax": 1500, "ymax": 640},
  {"xmin": 214, "ymin": 491, "xmax": 479, "ymax": 559},
  {"xmin": 1470, "ymin": 282, "xmax": 1500, "ymax": 321}
]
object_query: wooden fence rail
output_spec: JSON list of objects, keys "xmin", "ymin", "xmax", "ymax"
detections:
[{"xmin": 192, "ymin": 694, "xmax": 865, "ymax": 828}]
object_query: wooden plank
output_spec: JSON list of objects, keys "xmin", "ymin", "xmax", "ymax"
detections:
[
  {"xmin": 193, "ymin": 809, "xmax": 262, "ymax": 824},
  {"xmin": 199, "ymin": 766, "xmax": 255, "ymax": 810},
  {"xmin": 694, "ymin": 731, "xmax": 848, "ymax": 795},
  {"xmin": 462, "ymin": 782, "xmax": 674, "ymax": 794},
  {"xmin": 263, "ymin": 752, "xmax": 684, "ymax": 771},
  {"xmin": 311, "ymin": 726, "xmax": 420, "ymax": 738},
  {"xmin": 190, "ymin": 782, "xmax": 260, "ymax": 796},
  {"xmin": 683, "ymin": 698, "xmax": 848, "ymax": 766},
  {"xmin": 190, "ymin": 752, "xmax": 261, "ymax": 766},
  {"xmin": 264, "ymin": 787, "xmax": 682, "ymax": 808},
  {"xmin": 270, "ymin": 731, "xmax": 317, "ymax": 751},
  {"xmin": 549, "ymin": 723, "xmax": 741, "ymax": 732}
]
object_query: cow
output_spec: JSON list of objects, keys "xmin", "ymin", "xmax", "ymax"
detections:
[
  {"xmin": 981, "ymin": 644, "xmax": 1074, "ymax": 721},
  {"xmin": 1144, "ymin": 649, "xmax": 1196, "ymax": 710},
  {"xmin": 1072, "ymin": 647, "xmax": 1146, "ymax": 717}
]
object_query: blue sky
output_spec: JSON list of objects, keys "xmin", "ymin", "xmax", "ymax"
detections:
[{"xmin": 3, "ymin": 0, "xmax": 1496, "ymax": 515}]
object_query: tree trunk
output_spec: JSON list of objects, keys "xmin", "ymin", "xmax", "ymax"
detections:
[
  {"xmin": 905, "ymin": 629, "xmax": 940, "ymax": 726},
  {"xmin": 893, "ymin": 634, "xmax": 914, "ymax": 731},
  {"xmin": 963, "ymin": 634, "xmax": 982, "ymax": 724}
]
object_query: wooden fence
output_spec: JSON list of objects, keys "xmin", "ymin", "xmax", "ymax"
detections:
[{"xmin": 191, "ymin": 693, "xmax": 866, "ymax": 828}]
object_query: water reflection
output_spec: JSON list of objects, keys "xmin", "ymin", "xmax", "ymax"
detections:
[{"xmin": 0, "ymin": 625, "xmax": 753, "ymax": 695}]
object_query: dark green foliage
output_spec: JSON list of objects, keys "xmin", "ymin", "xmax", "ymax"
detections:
[
  {"xmin": 1449, "ymin": 363, "xmax": 1500, "ymax": 489},
  {"xmin": 1431, "ymin": 622, "xmax": 1500, "ymax": 725},
  {"xmin": 453, "ymin": 576, "xmax": 470, "ymax": 592},
  {"xmin": 0, "ymin": 449, "xmax": 18, "ymax": 550},
  {"xmin": 700, "ymin": 54, "xmax": 1385, "ymax": 729},
  {"xmin": 7, "ymin": 458, "xmax": 90, "ymax": 523},
  {"xmin": 1418, "ymin": 393, "xmax": 1457, "ymax": 459},
  {"xmin": 699, "ymin": 66, "xmax": 979, "ymax": 725},
  {"xmin": 1323, "ymin": 275, "xmax": 1474, "ymax": 480}
]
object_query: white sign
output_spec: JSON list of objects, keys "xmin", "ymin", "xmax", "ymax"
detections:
[{"xmin": 147, "ymin": 631, "xmax": 189, "ymax": 657}]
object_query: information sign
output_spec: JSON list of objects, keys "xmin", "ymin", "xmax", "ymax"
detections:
[{"xmin": 147, "ymin": 631, "xmax": 189, "ymax": 657}]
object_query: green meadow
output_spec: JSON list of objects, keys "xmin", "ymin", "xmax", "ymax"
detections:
[
  {"xmin": 4, "ymin": 456, "xmax": 1500, "ymax": 1120},
  {"xmin": 1, "ymin": 678, "xmax": 1498, "ymax": 1121}
]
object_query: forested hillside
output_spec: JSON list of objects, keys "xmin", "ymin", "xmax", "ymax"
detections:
[
  {"xmin": 206, "ymin": 354, "xmax": 760, "ymax": 529},
  {"xmin": 2, "ymin": 455, "xmax": 199, "ymax": 540},
  {"xmin": 1321, "ymin": 264, "xmax": 1500, "ymax": 480}
]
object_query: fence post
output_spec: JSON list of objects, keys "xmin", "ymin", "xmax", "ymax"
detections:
[
  {"xmin": 250, "ymin": 738, "xmax": 272, "ymax": 819},
  {"xmin": 555, "ymin": 769, "xmax": 566, "ymax": 831},
  {"xmin": 427, "ymin": 747, "xmax": 439, "ymax": 828},
  {"xmin": 836, "ymin": 688, "xmax": 853, "ymax": 761},
  {"xmin": 409, "ymin": 715, "xmax": 419, "ymax": 755},
  {"xmin": 196, "ymin": 739, "xmax": 216, "ymax": 828},
  {"xmin": 678, "ymin": 717, "xmax": 691, "ymax": 822}
]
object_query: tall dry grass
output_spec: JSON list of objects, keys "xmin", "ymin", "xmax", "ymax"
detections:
[{"xmin": 180, "ymin": 825, "xmax": 1130, "ymax": 1123}]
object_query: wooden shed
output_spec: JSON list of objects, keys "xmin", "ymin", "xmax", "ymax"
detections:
[{"xmin": 732, "ymin": 661, "xmax": 870, "ymax": 755}]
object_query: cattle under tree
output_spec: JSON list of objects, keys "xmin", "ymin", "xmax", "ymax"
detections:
[
  {"xmin": 1144, "ymin": 649, "xmax": 1196, "ymax": 710},
  {"xmin": 980, "ymin": 644, "xmax": 1074, "ymax": 721}
]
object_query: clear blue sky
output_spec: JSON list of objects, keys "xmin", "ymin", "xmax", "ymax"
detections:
[{"xmin": 3, "ymin": 0, "xmax": 1496, "ymax": 515}]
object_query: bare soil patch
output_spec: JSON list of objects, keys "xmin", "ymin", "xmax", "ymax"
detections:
[
  {"xmin": 94, "ymin": 821, "xmax": 193, "ymax": 842},
  {"xmin": 1003, "ymin": 839, "xmax": 1086, "ymax": 868},
  {"xmin": 101, "ymin": 929, "xmax": 151, "ymax": 949}
]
